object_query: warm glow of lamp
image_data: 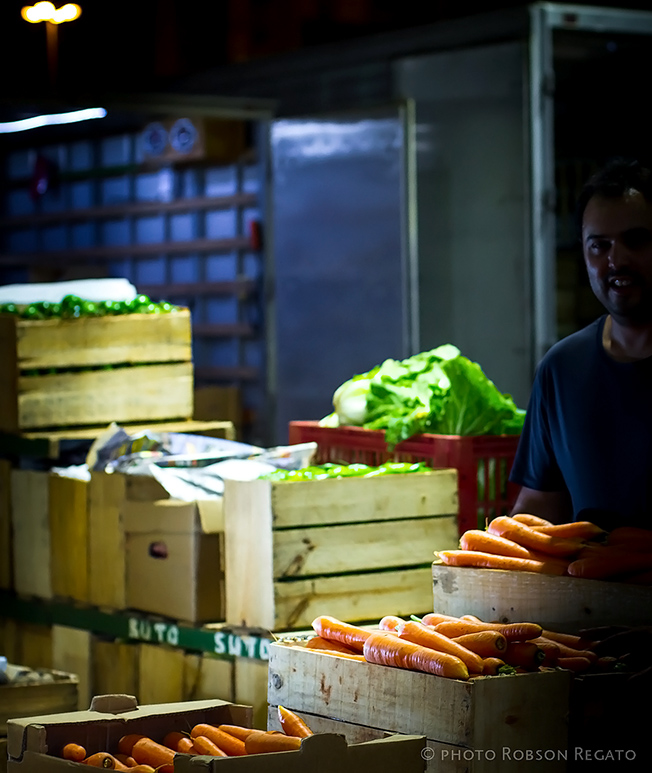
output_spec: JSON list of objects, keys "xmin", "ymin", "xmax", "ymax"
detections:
[{"xmin": 21, "ymin": 2, "xmax": 81, "ymax": 24}]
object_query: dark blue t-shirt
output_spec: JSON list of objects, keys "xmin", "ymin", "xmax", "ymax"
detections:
[{"xmin": 510, "ymin": 315, "xmax": 652, "ymax": 530}]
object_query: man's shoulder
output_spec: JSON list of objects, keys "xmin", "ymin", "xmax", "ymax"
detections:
[{"xmin": 539, "ymin": 316, "xmax": 604, "ymax": 371}]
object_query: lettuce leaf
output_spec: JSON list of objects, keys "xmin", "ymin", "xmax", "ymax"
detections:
[{"xmin": 328, "ymin": 345, "xmax": 525, "ymax": 448}]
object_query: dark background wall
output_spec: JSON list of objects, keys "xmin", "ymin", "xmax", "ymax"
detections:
[{"xmin": 2, "ymin": 0, "xmax": 652, "ymax": 102}]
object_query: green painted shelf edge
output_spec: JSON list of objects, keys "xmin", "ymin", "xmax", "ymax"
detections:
[{"xmin": 0, "ymin": 591, "xmax": 273, "ymax": 661}]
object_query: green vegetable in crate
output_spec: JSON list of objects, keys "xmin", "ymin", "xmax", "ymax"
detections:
[
  {"xmin": 259, "ymin": 461, "xmax": 431, "ymax": 481},
  {"xmin": 322, "ymin": 345, "xmax": 525, "ymax": 448}
]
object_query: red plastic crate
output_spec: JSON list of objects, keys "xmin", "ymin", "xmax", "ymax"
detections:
[{"xmin": 288, "ymin": 420, "xmax": 521, "ymax": 535}]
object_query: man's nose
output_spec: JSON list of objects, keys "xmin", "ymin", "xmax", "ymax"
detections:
[{"xmin": 607, "ymin": 241, "xmax": 631, "ymax": 270}]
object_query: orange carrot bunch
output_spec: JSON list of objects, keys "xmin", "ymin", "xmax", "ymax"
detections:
[
  {"xmin": 438, "ymin": 516, "xmax": 652, "ymax": 584},
  {"xmin": 56, "ymin": 710, "xmax": 316, "ymax": 766},
  {"xmin": 303, "ymin": 612, "xmax": 624, "ymax": 679}
]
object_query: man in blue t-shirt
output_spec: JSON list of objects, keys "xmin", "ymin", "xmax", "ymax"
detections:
[{"xmin": 510, "ymin": 158, "xmax": 652, "ymax": 530}]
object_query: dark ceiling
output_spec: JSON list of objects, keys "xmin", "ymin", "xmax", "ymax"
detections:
[{"xmin": 3, "ymin": 0, "xmax": 652, "ymax": 107}]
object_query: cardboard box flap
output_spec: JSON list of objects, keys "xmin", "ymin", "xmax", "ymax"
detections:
[
  {"xmin": 88, "ymin": 694, "xmax": 138, "ymax": 714},
  {"xmin": 123, "ymin": 499, "xmax": 223, "ymax": 535},
  {"xmin": 7, "ymin": 697, "xmax": 249, "ymax": 761}
]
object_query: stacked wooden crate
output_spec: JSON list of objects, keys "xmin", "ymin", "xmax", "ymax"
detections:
[
  {"xmin": 0, "ymin": 309, "xmax": 193, "ymax": 433},
  {"xmin": 223, "ymin": 468, "xmax": 459, "ymax": 631},
  {"xmin": 8, "ymin": 470, "xmax": 225, "ymax": 624},
  {"xmin": 267, "ymin": 642, "xmax": 571, "ymax": 773}
]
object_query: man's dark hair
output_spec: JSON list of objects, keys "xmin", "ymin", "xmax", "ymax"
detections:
[{"xmin": 575, "ymin": 157, "xmax": 652, "ymax": 234}]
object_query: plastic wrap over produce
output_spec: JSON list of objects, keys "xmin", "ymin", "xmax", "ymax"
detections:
[{"xmin": 85, "ymin": 422, "xmax": 317, "ymax": 501}]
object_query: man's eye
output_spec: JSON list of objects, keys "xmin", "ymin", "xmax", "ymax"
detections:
[{"xmin": 588, "ymin": 240, "xmax": 608, "ymax": 253}]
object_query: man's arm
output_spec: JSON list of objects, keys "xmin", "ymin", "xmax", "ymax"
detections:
[{"xmin": 509, "ymin": 486, "xmax": 573, "ymax": 525}]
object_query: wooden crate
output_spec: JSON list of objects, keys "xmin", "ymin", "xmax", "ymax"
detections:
[
  {"xmin": 0, "ymin": 310, "xmax": 193, "ymax": 432},
  {"xmin": 10, "ymin": 471, "xmax": 52, "ymax": 600},
  {"xmin": 223, "ymin": 469, "xmax": 459, "ymax": 630},
  {"xmin": 0, "ymin": 667, "xmax": 78, "ymax": 736},
  {"xmin": 432, "ymin": 564, "xmax": 652, "ymax": 633},
  {"xmin": 268, "ymin": 642, "xmax": 571, "ymax": 773},
  {"xmin": 0, "ymin": 460, "xmax": 13, "ymax": 592}
]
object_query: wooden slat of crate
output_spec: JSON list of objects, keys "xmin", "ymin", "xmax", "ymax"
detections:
[
  {"xmin": 87, "ymin": 471, "xmax": 127, "ymax": 610},
  {"xmin": 10, "ymin": 470, "xmax": 52, "ymax": 599},
  {"xmin": 267, "ymin": 643, "xmax": 570, "ymax": 773},
  {"xmin": 9, "ymin": 309, "xmax": 191, "ymax": 370},
  {"xmin": 234, "ymin": 656, "xmax": 269, "ymax": 730},
  {"xmin": 0, "ymin": 669, "xmax": 78, "ymax": 736},
  {"xmin": 49, "ymin": 474, "xmax": 88, "ymax": 603},
  {"xmin": 138, "ymin": 644, "xmax": 186, "ymax": 705},
  {"xmin": 274, "ymin": 518, "xmax": 457, "ymax": 578},
  {"xmin": 15, "ymin": 361, "xmax": 193, "ymax": 430},
  {"xmin": 0, "ymin": 460, "xmax": 12, "ymax": 591},
  {"xmin": 432, "ymin": 564, "xmax": 652, "ymax": 633},
  {"xmin": 224, "ymin": 470, "xmax": 458, "ymax": 630},
  {"xmin": 272, "ymin": 566, "xmax": 436, "ymax": 631},
  {"xmin": 184, "ymin": 653, "xmax": 234, "ymax": 704},
  {"xmin": 52, "ymin": 626, "xmax": 92, "ymax": 711},
  {"xmin": 91, "ymin": 638, "xmax": 139, "ymax": 699},
  {"xmin": 16, "ymin": 623, "xmax": 53, "ymax": 673},
  {"xmin": 268, "ymin": 470, "xmax": 458, "ymax": 527}
]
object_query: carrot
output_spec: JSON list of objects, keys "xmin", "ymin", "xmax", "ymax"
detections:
[
  {"xmin": 567, "ymin": 550, "xmax": 652, "ymax": 580},
  {"xmin": 311, "ymin": 615, "xmax": 372, "ymax": 653},
  {"xmin": 244, "ymin": 731, "xmax": 302, "ymax": 754},
  {"xmin": 532, "ymin": 521, "xmax": 605, "ymax": 540},
  {"xmin": 482, "ymin": 657, "xmax": 506, "ymax": 675},
  {"xmin": 607, "ymin": 527, "xmax": 652, "ymax": 550},
  {"xmin": 434, "ymin": 619, "xmax": 542, "ymax": 642},
  {"xmin": 557, "ymin": 656, "xmax": 593, "ymax": 673},
  {"xmin": 487, "ymin": 516, "xmax": 583, "ymax": 558},
  {"xmin": 421, "ymin": 612, "xmax": 463, "ymax": 626},
  {"xmin": 451, "ymin": 630, "xmax": 507, "ymax": 658},
  {"xmin": 278, "ymin": 705, "xmax": 314, "ymax": 738},
  {"xmin": 540, "ymin": 629, "xmax": 589, "ymax": 650},
  {"xmin": 396, "ymin": 620, "xmax": 484, "ymax": 673},
  {"xmin": 115, "ymin": 755, "xmax": 138, "ymax": 768},
  {"xmin": 129, "ymin": 738, "xmax": 175, "ymax": 773},
  {"xmin": 84, "ymin": 753, "xmax": 129, "ymax": 769},
  {"xmin": 502, "ymin": 641, "xmax": 545, "ymax": 670},
  {"xmin": 304, "ymin": 636, "xmax": 358, "ymax": 654},
  {"xmin": 511, "ymin": 513, "xmax": 554, "ymax": 527},
  {"xmin": 162, "ymin": 732, "xmax": 194, "ymax": 754},
  {"xmin": 217, "ymin": 724, "xmax": 257, "ymax": 742},
  {"xmin": 436, "ymin": 549, "xmax": 568, "ymax": 576},
  {"xmin": 62, "ymin": 743, "xmax": 87, "ymax": 762},
  {"xmin": 363, "ymin": 630, "xmax": 469, "ymax": 680},
  {"xmin": 191, "ymin": 724, "xmax": 247, "ymax": 756},
  {"xmin": 118, "ymin": 736, "xmax": 146, "ymax": 757},
  {"xmin": 191, "ymin": 735, "xmax": 228, "ymax": 757},
  {"xmin": 379, "ymin": 615, "xmax": 405, "ymax": 632},
  {"xmin": 459, "ymin": 530, "xmax": 533, "ymax": 559},
  {"xmin": 534, "ymin": 636, "xmax": 597, "ymax": 663},
  {"xmin": 298, "ymin": 646, "xmax": 366, "ymax": 662},
  {"xmin": 530, "ymin": 638, "xmax": 560, "ymax": 666}
]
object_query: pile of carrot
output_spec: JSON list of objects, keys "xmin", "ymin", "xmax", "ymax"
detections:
[
  {"xmin": 59, "ymin": 707, "xmax": 314, "ymax": 768},
  {"xmin": 303, "ymin": 613, "xmax": 622, "ymax": 679},
  {"xmin": 436, "ymin": 515, "xmax": 652, "ymax": 583}
]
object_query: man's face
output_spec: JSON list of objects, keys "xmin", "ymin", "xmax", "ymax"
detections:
[{"xmin": 582, "ymin": 190, "xmax": 652, "ymax": 325}]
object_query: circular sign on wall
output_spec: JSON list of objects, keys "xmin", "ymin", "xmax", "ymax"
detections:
[
  {"xmin": 169, "ymin": 118, "xmax": 198, "ymax": 154},
  {"xmin": 142, "ymin": 122, "xmax": 168, "ymax": 156}
]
